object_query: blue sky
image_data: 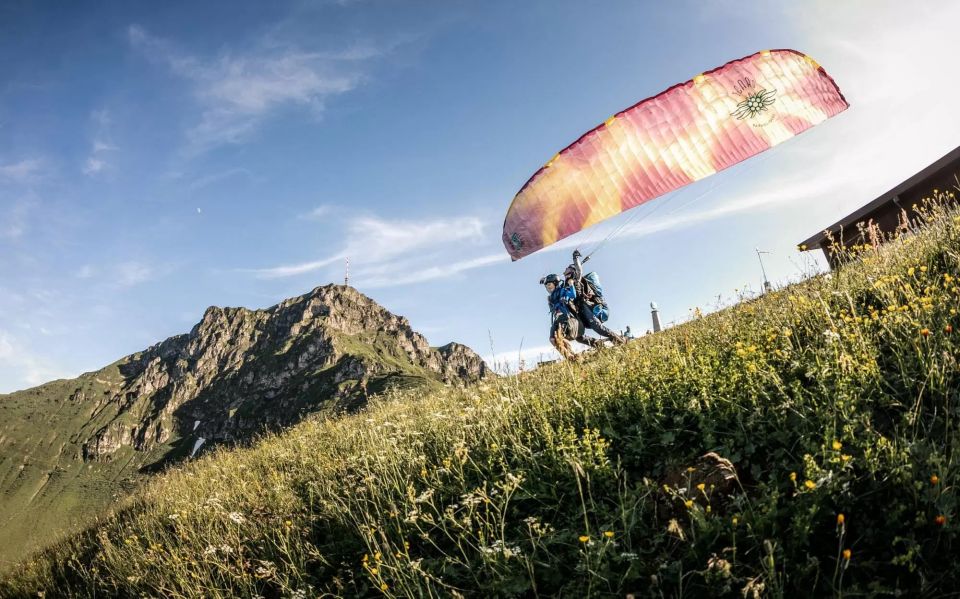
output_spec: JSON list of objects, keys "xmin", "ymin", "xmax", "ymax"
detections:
[{"xmin": 2, "ymin": 0, "xmax": 960, "ymax": 391}]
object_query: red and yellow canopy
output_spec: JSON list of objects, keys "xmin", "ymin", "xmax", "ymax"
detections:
[{"xmin": 503, "ymin": 49, "xmax": 848, "ymax": 260}]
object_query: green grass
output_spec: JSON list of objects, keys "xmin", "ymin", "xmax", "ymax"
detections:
[{"xmin": 5, "ymin": 197, "xmax": 960, "ymax": 597}]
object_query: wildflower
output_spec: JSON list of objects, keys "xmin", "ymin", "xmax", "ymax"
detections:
[
  {"xmin": 686, "ymin": 466, "xmax": 696, "ymax": 473},
  {"xmin": 832, "ymin": 440, "xmax": 842, "ymax": 451},
  {"xmin": 804, "ymin": 480, "xmax": 816, "ymax": 490},
  {"xmin": 380, "ymin": 583, "xmax": 389, "ymax": 591},
  {"xmin": 947, "ymin": 325, "xmax": 954, "ymax": 334},
  {"xmin": 935, "ymin": 515, "xmax": 947, "ymax": 526},
  {"xmin": 909, "ymin": 267, "xmax": 916, "ymax": 276},
  {"xmin": 836, "ymin": 513, "xmax": 845, "ymax": 525},
  {"xmin": 920, "ymin": 328, "xmax": 931, "ymax": 337},
  {"xmin": 931, "ymin": 474, "xmax": 940, "ymax": 485},
  {"xmin": 841, "ymin": 454, "xmax": 852, "ymax": 462},
  {"xmin": 696, "ymin": 483, "xmax": 706, "ymax": 491},
  {"xmin": 203, "ymin": 545, "xmax": 217, "ymax": 555},
  {"xmin": 284, "ymin": 520, "xmax": 292, "ymax": 527},
  {"xmin": 603, "ymin": 530, "xmax": 614, "ymax": 538},
  {"xmin": 842, "ymin": 549, "xmax": 851, "ymax": 561},
  {"xmin": 732, "ymin": 516, "xmax": 739, "ymax": 526},
  {"xmin": 579, "ymin": 535, "xmax": 590, "ymax": 543},
  {"xmin": 921, "ymin": 266, "xmax": 928, "ymax": 272},
  {"xmin": 228, "ymin": 511, "xmax": 245, "ymax": 524},
  {"xmin": 789, "ymin": 471, "xmax": 797, "ymax": 482},
  {"xmin": 684, "ymin": 499, "xmax": 694, "ymax": 509},
  {"xmin": 369, "ymin": 567, "xmax": 379, "ymax": 575},
  {"xmin": 168, "ymin": 513, "xmax": 180, "ymax": 521}
]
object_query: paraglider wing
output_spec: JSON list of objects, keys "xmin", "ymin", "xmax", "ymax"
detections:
[{"xmin": 502, "ymin": 49, "xmax": 848, "ymax": 260}]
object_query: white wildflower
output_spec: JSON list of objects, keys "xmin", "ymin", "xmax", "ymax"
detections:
[
  {"xmin": 203, "ymin": 545, "xmax": 217, "ymax": 555},
  {"xmin": 228, "ymin": 511, "xmax": 246, "ymax": 524}
]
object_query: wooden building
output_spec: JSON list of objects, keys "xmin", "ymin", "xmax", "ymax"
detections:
[{"xmin": 798, "ymin": 145, "xmax": 960, "ymax": 267}]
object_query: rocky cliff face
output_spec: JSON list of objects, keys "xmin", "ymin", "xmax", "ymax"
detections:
[{"xmin": 72, "ymin": 284, "xmax": 488, "ymax": 462}]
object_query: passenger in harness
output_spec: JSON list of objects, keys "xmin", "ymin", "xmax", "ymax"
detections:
[
  {"xmin": 565, "ymin": 250, "xmax": 626, "ymax": 346},
  {"xmin": 540, "ymin": 273, "xmax": 603, "ymax": 360}
]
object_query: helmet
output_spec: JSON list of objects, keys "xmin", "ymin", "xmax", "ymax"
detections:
[
  {"xmin": 563, "ymin": 264, "xmax": 577, "ymax": 279},
  {"xmin": 540, "ymin": 273, "xmax": 561, "ymax": 286}
]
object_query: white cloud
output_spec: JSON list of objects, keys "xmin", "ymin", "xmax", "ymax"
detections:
[
  {"xmin": 83, "ymin": 110, "xmax": 118, "ymax": 177},
  {"xmin": 0, "ymin": 159, "xmax": 43, "ymax": 182},
  {"xmin": 0, "ymin": 329, "xmax": 71, "ymax": 392},
  {"xmin": 127, "ymin": 24, "xmax": 377, "ymax": 151},
  {"xmin": 83, "ymin": 157, "xmax": 106, "ymax": 175},
  {"xmin": 0, "ymin": 199, "xmax": 35, "ymax": 241},
  {"xmin": 115, "ymin": 261, "xmax": 154, "ymax": 287},
  {"xmin": 298, "ymin": 204, "xmax": 334, "ymax": 220},
  {"xmin": 248, "ymin": 215, "xmax": 490, "ymax": 282},
  {"xmin": 363, "ymin": 253, "xmax": 508, "ymax": 288}
]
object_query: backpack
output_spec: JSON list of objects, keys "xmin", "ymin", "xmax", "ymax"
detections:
[{"xmin": 583, "ymin": 272, "xmax": 604, "ymax": 300}]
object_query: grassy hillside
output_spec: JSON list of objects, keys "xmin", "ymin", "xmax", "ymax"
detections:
[
  {"xmin": 0, "ymin": 364, "xmax": 175, "ymax": 570},
  {"xmin": 5, "ymin": 198, "xmax": 960, "ymax": 597}
]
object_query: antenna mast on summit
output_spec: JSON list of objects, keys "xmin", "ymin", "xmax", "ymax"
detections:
[{"xmin": 344, "ymin": 257, "xmax": 350, "ymax": 287}]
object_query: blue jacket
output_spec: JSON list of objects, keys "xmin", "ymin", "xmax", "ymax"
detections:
[{"xmin": 548, "ymin": 283, "xmax": 576, "ymax": 317}]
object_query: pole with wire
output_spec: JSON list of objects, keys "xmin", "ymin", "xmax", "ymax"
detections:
[{"xmin": 755, "ymin": 247, "xmax": 772, "ymax": 293}]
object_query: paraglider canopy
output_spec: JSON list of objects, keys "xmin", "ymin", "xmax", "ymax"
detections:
[{"xmin": 502, "ymin": 49, "xmax": 848, "ymax": 261}]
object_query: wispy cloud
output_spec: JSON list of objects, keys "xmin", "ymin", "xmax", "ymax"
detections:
[
  {"xmin": 82, "ymin": 109, "xmax": 117, "ymax": 176},
  {"xmin": 298, "ymin": 204, "xmax": 335, "ymax": 221},
  {"xmin": 115, "ymin": 261, "xmax": 155, "ymax": 287},
  {"xmin": 0, "ymin": 329, "xmax": 71, "ymax": 391},
  {"xmin": 246, "ymin": 214, "xmax": 498, "ymax": 285},
  {"xmin": 127, "ymin": 24, "xmax": 380, "ymax": 151},
  {"xmin": 0, "ymin": 198, "xmax": 35, "ymax": 241},
  {"xmin": 0, "ymin": 159, "xmax": 43, "ymax": 183}
]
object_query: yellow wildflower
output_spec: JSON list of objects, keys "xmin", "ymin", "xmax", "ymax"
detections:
[
  {"xmin": 836, "ymin": 513, "xmax": 845, "ymax": 525},
  {"xmin": 684, "ymin": 500, "xmax": 694, "ymax": 509},
  {"xmin": 603, "ymin": 530, "xmax": 614, "ymax": 538},
  {"xmin": 579, "ymin": 535, "xmax": 590, "ymax": 543},
  {"xmin": 804, "ymin": 479, "xmax": 816, "ymax": 490},
  {"xmin": 842, "ymin": 549, "xmax": 851, "ymax": 561},
  {"xmin": 696, "ymin": 483, "xmax": 706, "ymax": 491},
  {"xmin": 789, "ymin": 471, "xmax": 797, "ymax": 482},
  {"xmin": 832, "ymin": 440, "xmax": 842, "ymax": 450}
]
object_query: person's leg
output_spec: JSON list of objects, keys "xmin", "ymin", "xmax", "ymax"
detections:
[
  {"xmin": 550, "ymin": 317, "xmax": 577, "ymax": 360},
  {"xmin": 579, "ymin": 304, "xmax": 625, "ymax": 344}
]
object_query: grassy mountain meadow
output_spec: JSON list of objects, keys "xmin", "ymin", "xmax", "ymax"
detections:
[
  {"xmin": 0, "ymin": 286, "xmax": 487, "ymax": 570},
  {"xmin": 4, "ymin": 194, "xmax": 960, "ymax": 597}
]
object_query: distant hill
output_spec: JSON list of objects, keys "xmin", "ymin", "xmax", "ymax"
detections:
[{"xmin": 0, "ymin": 285, "xmax": 488, "ymax": 567}]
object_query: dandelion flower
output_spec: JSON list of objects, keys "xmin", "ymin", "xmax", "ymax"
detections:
[
  {"xmin": 804, "ymin": 479, "xmax": 816, "ymax": 490},
  {"xmin": 832, "ymin": 440, "xmax": 842, "ymax": 450},
  {"xmin": 579, "ymin": 535, "xmax": 590, "ymax": 543},
  {"xmin": 603, "ymin": 531, "xmax": 614, "ymax": 538}
]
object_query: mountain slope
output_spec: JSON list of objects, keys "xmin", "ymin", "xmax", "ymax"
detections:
[{"xmin": 0, "ymin": 285, "xmax": 487, "ymax": 567}]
